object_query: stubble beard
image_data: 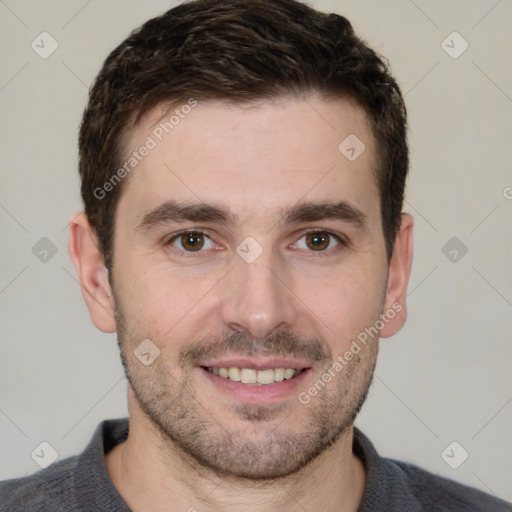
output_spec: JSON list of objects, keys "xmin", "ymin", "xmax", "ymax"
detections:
[{"xmin": 114, "ymin": 300, "xmax": 378, "ymax": 481}]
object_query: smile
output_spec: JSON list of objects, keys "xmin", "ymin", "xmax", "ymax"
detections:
[{"xmin": 203, "ymin": 366, "xmax": 305, "ymax": 385}]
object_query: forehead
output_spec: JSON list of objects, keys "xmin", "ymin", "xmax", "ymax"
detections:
[{"xmin": 117, "ymin": 95, "xmax": 380, "ymax": 226}]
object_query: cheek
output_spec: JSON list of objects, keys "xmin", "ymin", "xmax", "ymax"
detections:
[
  {"xmin": 115, "ymin": 260, "xmax": 222, "ymax": 339},
  {"xmin": 299, "ymin": 265, "xmax": 386, "ymax": 350}
]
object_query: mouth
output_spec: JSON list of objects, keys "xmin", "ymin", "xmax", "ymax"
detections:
[
  {"xmin": 198, "ymin": 359, "xmax": 312, "ymax": 404},
  {"xmin": 202, "ymin": 366, "xmax": 306, "ymax": 385}
]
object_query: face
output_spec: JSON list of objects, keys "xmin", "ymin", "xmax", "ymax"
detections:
[{"xmin": 95, "ymin": 96, "xmax": 408, "ymax": 479}]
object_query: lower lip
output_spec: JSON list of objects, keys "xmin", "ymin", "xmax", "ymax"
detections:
[{"xmin": 198, "ymin": 367, "xmax": 311, "ymax": 404}]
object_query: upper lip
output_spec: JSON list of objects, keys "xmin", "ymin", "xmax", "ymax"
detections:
[{"xmin": 199, "ymin": 357, "xmax": 312, "ymax": 371}]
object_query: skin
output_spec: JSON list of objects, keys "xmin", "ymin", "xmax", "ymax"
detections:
[{"xmin": 69, "ymin": 94, "xmax": 413, "ymax": 512}]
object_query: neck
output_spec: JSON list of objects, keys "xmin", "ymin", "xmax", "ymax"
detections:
[{"xmin": 106, "ymin": 390, "xmax": 366, "ymax": 512}]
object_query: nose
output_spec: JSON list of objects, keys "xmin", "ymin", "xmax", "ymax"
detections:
[{"xmin": 220, "ymin": 249, "xmax": 298, "ymax": 340}]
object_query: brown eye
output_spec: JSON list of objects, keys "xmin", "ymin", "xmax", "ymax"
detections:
[
  {"xmin": 294, "ymin": 231, "xmax": 342, "ymax": 253},
  {"xmin": 180, "ymin": 232, "xmax": 205, "ymax": 251},
  {"xmin": 305, "ymin": 231, "xmax": 331, "ymax": 251},
  {"xmin": 167, "ymin": 230, "xmax": 217, "ymax": 255}
]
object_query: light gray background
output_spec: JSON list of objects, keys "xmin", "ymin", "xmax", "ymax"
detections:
[{"xmin": 1, "ymin": 0, "xmax": 511, "ymax": 502}]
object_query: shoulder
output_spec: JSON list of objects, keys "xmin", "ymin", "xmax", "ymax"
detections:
[
  {"xmin": 354, "ymin": 428, "xmax": 511, "ymax": 511},
  {"xmin": 0, "ymin": 418, "xmax": 130, "ymax": 512},
  {"xmin": 0, "ymin": 456, "xmax": 78, "ymax": 512},
  {"xmin": 389, "ymin": 458, "xmax": 512, "ymax": 511}
]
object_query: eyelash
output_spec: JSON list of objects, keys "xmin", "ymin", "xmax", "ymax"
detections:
[
  {"xmin": 165, "ymin": 229, "xmax": 348, "ymax": 257},
  {"xmin": 165, "ymin": 229, "xmax": 215, "ymax": 258},
  {"xmin": 293, "ymin": 229, "xmax": 347, "ymax": 253}
]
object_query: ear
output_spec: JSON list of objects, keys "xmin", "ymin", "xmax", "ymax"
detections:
[
  {"xmin": 380, "ymin": 213, "xmax": 414, "ymax": 338},
  {"xmin": 68, "ymin": 212, "xmax": 116, "ymax": 333}
]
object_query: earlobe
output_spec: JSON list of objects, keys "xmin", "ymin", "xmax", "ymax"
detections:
[
  {"xmin": 68, "ymin": 212, "xmax": 116, "ymax": 333},
  {"xmin": 380, "ymin": 213, "xmax": 414, "ymax": 338}
]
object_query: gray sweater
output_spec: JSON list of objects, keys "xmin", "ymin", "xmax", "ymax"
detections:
[{"xmin": 0, "ymin": 418, "xmax": 510, "ymax": 511}]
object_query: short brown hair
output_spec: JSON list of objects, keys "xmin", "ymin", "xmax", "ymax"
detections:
[{"xmin": 79, "ymin": 0, "xmax": 408, "ymax": 270}]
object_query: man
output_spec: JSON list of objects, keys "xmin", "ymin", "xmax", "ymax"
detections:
[{"xmin": 1, "ymin": 0, "xmax": 510, "ymax": 510}]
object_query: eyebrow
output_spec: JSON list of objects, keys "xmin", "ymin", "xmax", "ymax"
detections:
[
  {"xmin": 137, "ymin": 201, "xmax": 234, "ymax": 232},
  {"xmin": 284, "ymin": 201, "xmax": 367, "ymax": 229},
  {"xmin": 136, "ymin": 199, "xmax": 367, "ymax": 232}
]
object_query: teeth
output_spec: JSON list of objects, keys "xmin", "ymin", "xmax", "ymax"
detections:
[
  {"xmin": 273, "ymin": 368, "xmax": 285, "ymax": 382},
  {"xmin": 228, "ymin": 367, "xmax": 241, "ymax": 381},
  {"xmin": 257, "ymin": 369, "xmax": 275, "ymax": 385},
  {"xmin": 240, "ymin": 368, "xmax": 257, "ymax": 384},
  {"xmin": 284, "ymin": 368, "xmax": 295, "ymax": 380},
  {"xmin": 206, "ymin": 366, "xmax": 301, "ymax": 384}
]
